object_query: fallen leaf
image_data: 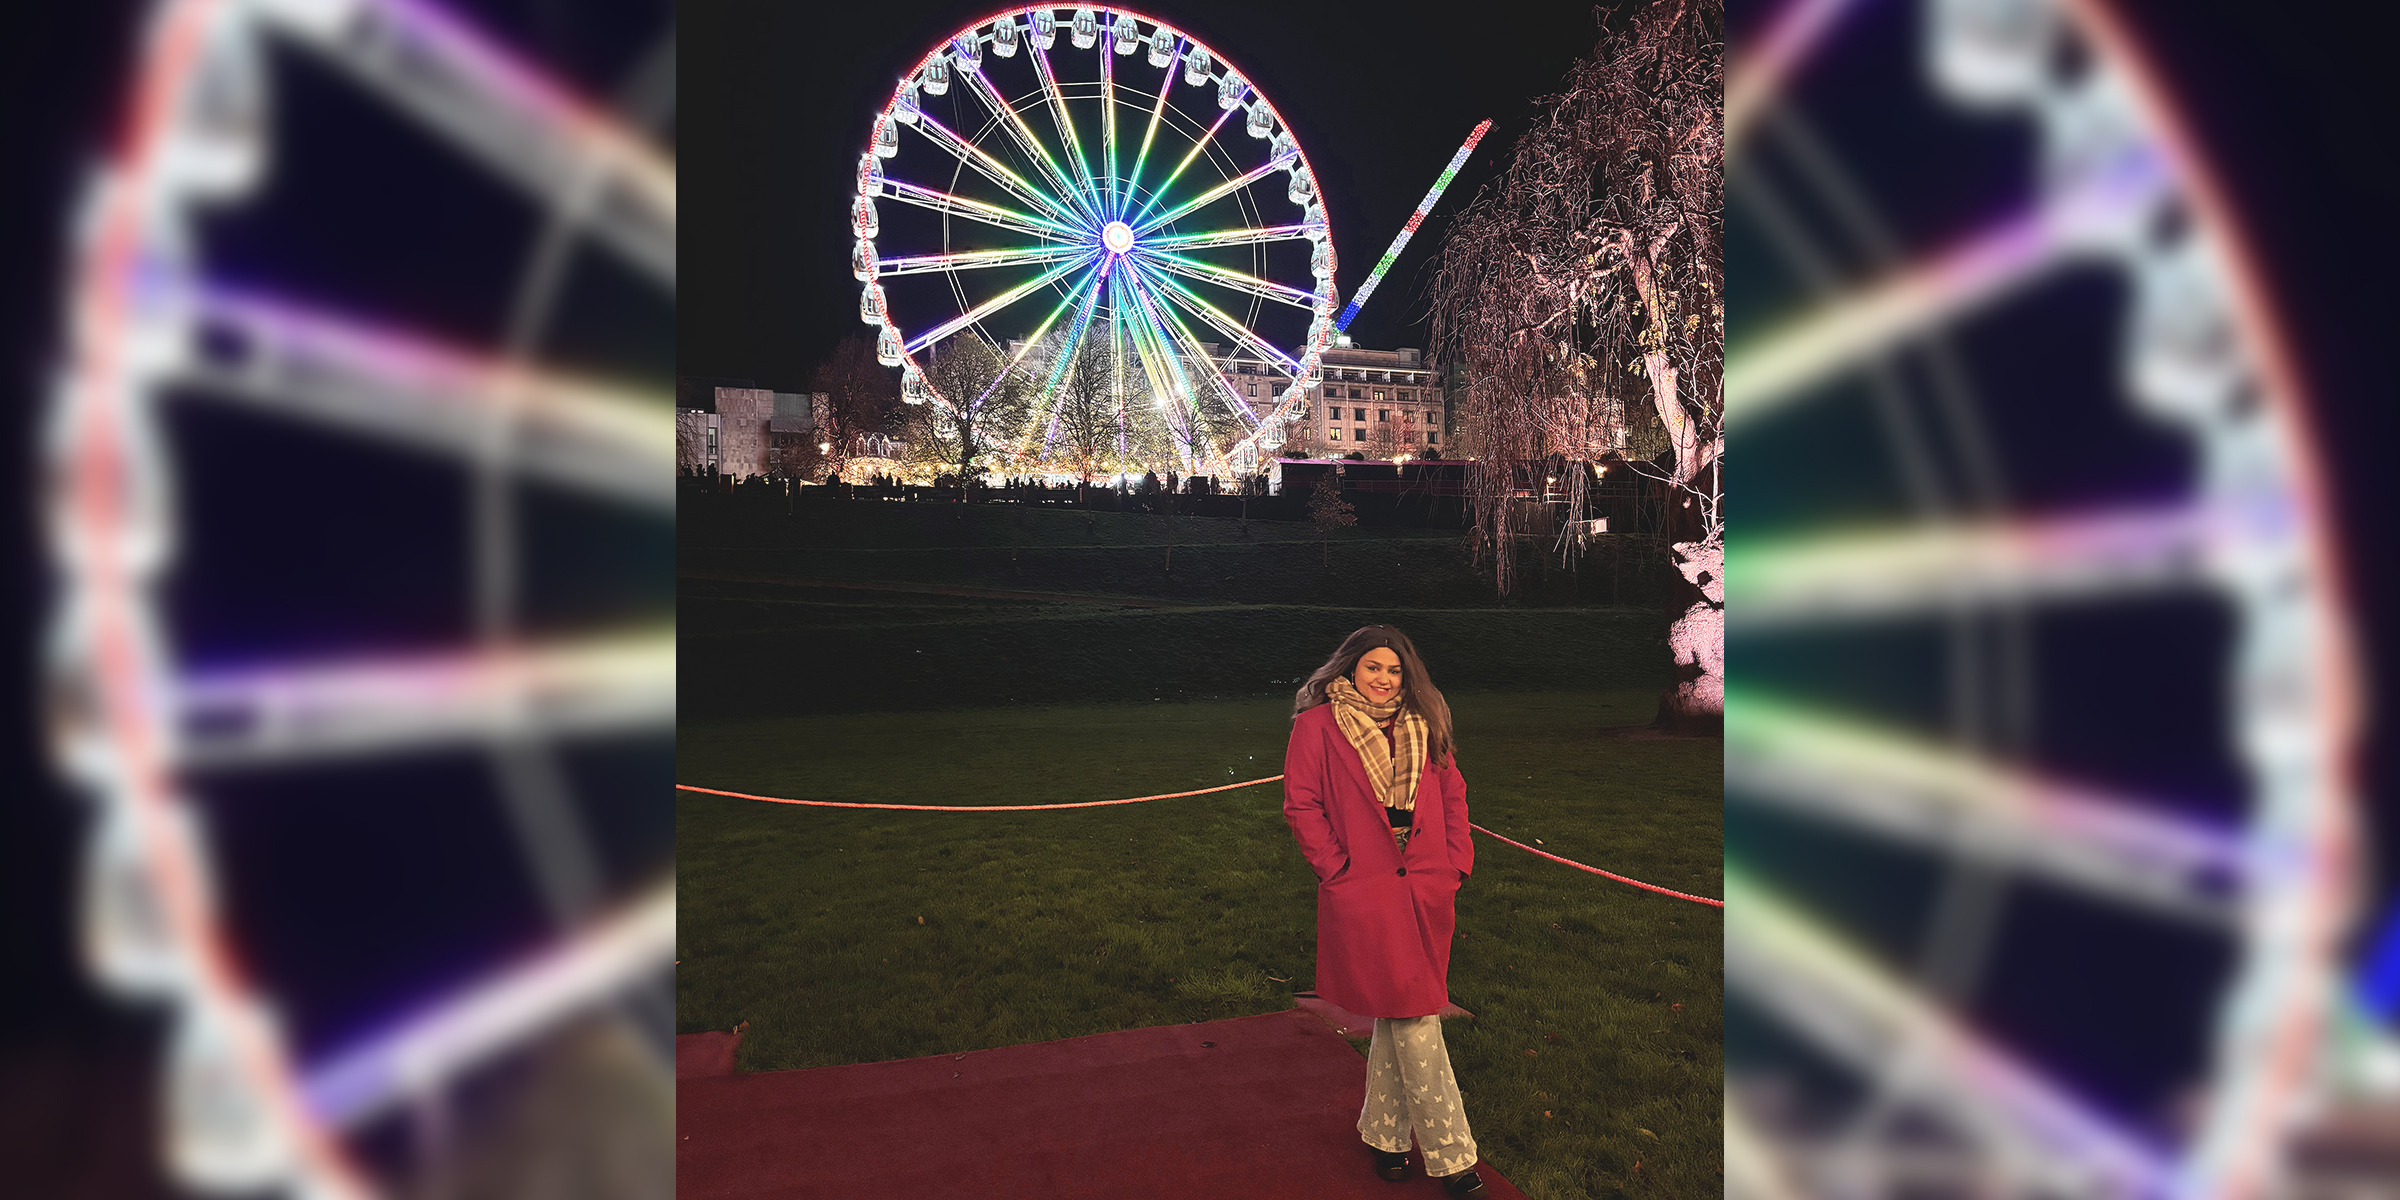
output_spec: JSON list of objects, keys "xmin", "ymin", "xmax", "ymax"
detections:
[
  {"xmin": 1637, "ymin": 1128, "xmax": 1659, "ymax": 1140},
  {"xmin": 1543, "ymin": 1033, "xmax": 1561, "ymax": 1044},
  {"xmin": 1633, "ymin": 1161, "xmax": 1642, "ymax": 1171},
  {"xmin": 917, "ymin": 916, "xmax": 926, "ymax": 925},
  {"xmin": 1671, "ymin": 1002, "xmax": 1683, "ymax": 1011},
  {"xmin": 1543, "ymin": 1110, "xmax": 1552, "ymax": 1118},
  {"xmin": 1525, "ymin": 1049, "xmax": 1539, "ymax": 1057}
]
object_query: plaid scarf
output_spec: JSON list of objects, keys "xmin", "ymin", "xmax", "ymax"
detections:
[{"xmin": 1325, "ymin": 676, "xmax": 1427, "ymax": 812}]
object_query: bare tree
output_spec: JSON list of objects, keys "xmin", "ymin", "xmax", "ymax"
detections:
[
  {"xmin": 808, "ymin": 334, "xmax": 902, "ymax": 482},
  {"xmin": 1051, "ymin": 333, "xmax": 1119, "ymax": 480},
  {"xmin": 1307, "ymin": 469, "xmax": 1356, "ymax": 566},
  {"xmin": 921, "ymin": 334, "xmax": 1033, "ymax": 485},
  {"xmin": 1429, "ymin": 0, "xmax": 1723, "ymax": 725}
]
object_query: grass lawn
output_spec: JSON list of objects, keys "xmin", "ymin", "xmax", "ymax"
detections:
[{"xmin": 677, "ymin": 689, "xmax": 1721, "ymax": 1200}]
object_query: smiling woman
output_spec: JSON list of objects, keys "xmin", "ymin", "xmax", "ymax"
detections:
[{"xmin": 1282, "ymin": 625, "xmax": 1487, "ymax": 1197}]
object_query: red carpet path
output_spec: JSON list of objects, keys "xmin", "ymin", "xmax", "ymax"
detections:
[{"xmin": 677, "ymin": 1009, "xmax": 1527, "ymax": 1200}]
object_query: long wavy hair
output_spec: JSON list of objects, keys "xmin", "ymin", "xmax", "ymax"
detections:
[{"xmin": 1293, "ymin": 625, "xmax": 1456, "ymax": 766}]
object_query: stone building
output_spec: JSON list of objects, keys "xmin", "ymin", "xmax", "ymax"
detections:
[
  {"xmin": 1296, "ymin": 343, "xmax": 1448, "ymax": 459},
  {"xmin": 676, "ymin": 408, "xmax": 722, "ymax": 474},
  {"xmin": 999, "ymin": 334, "xmax": 1448, "ymax": 470}
]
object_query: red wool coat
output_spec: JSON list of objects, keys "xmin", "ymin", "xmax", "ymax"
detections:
[{"xmin": 1281, "ymin": 703, "xmax": 1473, "ymax": 1019}]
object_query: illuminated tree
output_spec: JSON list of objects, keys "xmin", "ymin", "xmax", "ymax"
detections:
[
  {"xmin": 1430, "ymin": 0, "xmax": 1723, "ymax": 724},
  {"xmin": 919, "ymin": 333, "xmax": 1032, "ymax": 483},
  {"xmin": 1052, "ymin": 334, "xmax": 1119, "ymax": 481},
  {"xmin": 807, "ymin": 333, "xmax": 902, "ymax": 482}
]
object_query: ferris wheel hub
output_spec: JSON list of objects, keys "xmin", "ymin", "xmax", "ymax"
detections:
[{"xmin": 1101, "ymin": 221, "xmax": 1135, "ymax": 255}]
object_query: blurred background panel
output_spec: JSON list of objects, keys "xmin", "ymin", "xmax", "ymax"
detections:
[
  {"xmin": 2, "ymin": 0, "xmax": 672, "ymax": 1196},
  {"xmin": 1724, "ymin": 0, "xmax": 2398, "ymax": 1197}
]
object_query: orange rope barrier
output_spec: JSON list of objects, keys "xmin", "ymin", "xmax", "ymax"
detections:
[
  {"xmin": 678, "ymin": 774, "xmax": 1722, "ymax": 906},
  {"xmin": 1468, "ymin": 823, "xmax": 1724, "ymax": 908}
]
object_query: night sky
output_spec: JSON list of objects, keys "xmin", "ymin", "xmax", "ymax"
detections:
[{"xmin": 680, "ymin": 1, "xmax": 1634, "ymax": 392}]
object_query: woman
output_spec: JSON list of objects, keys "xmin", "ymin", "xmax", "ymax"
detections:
[{"xmin": 1282, "ymin": 625, "xmax": 1487, "ymax": 1198}]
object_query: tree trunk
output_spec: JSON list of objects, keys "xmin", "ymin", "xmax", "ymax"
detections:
[{"xmin": 1654, "ymin": 535, "xmax": 1723, "ymax": 732}]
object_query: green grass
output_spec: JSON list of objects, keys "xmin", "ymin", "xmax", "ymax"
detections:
[
  {"xmin": 676, "ymin": 597, "xmax": 1676, "ymax": 717},
  {"xmin": 681, "ymin": 494, "xmax": 1686, "ymax": 610},
  {"xmin": 677, "ymin": 690, "xmax": 1721, "ymax": 1200}
]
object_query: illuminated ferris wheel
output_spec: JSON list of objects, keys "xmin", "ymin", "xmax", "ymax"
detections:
[
  {"xmin": 1722, "ymin": 0, "xmax": 2373, "ymax": 1198},
  {"xmin": 852, "ymin": 5, "xmax": 1338, "ymax": 474},
  {"xmin": 46, "ymin": 0, "xmax": 675, "ymax": 1196}
]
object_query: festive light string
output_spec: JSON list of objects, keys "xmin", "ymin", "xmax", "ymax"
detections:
[
  {"xmin": 674, "ymin": 775, "xmax": 1723, "ymax": 906},
  {"xmin": 1335, "ymin": 118, "xmax": 1492, "ymax": 333}
]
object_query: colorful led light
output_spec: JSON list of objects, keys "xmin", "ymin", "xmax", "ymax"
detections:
[{"xmin": 1335, "ymin": 118, "xmax": 1491, "ymax": 333}]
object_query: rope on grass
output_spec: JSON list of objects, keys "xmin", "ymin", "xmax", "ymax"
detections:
[
  {"xmin": 1469, "ymin": 823, "xmax": 1724, "ymax": 908},
  {"xmin": 673, "ymin": 776, "xmax": 1283, "ymax": 811},
  {"xmin": 679, "ymin": 775, "xmax": 1723, "ymax": 907}
]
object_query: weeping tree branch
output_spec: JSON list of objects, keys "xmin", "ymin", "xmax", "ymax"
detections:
[{"xmin": 1429, "ymin": 0, "xmax": 1723, "ymax": 599}]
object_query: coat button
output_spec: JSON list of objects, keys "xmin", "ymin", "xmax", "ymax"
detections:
[{"xmin": 1395, "ymin": 867, "xmax": 1407, "ymax": 876}]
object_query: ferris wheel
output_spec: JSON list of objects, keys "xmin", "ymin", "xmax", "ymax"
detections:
[
  {"xmin": 852, "ymin": 5, "xmax": 1338, "ymax": 475},
  {"xmin": 1721, "ymin": 0, "xmax": 2375, "ymax": 1198},
  {"xmin": 46, "ymin": 0, "xmax": 675, "ymax": 1196}
]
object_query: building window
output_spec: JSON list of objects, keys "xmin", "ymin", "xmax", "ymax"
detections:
[
  {"xmin": 1349, "ymin": 387, "xmax": 1363, "ymax": 399},
  {"xmin": 1425, "ymin": 431, "xmax": 1437, "ymax": 443},
  {"xmin": 1374, "ymin": 391, "xmax": 1387, "ymax": 403},
  {"xmin": 1355, "ymin": 427, "xmax": 1367, "ymax": 442},
  {"xmin": 1377, "ymin": 409, "xmax": 1389, "ymax": 422},
  {"xmin": 1329, "ymin": 428, "xmax": 1342, "ymax": 441}
]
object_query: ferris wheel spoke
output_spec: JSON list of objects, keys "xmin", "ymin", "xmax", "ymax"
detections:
[
  {"xmin": 1142, "ymin": 271, "xmax": 1302, "ymax": 374},
  {"xmin": 1135, "ymin": 248, "xmax": 1321, "ymax": 309},
  {"xmin": 1020, "ymin": 264, "xmax": 1113, "ymax": 452},
  {"xmin": 875, "ymin": 243, "xmax": 1096, "ymax": 278},
  {"xmin": 176, "ymin": 631, "xmax": 674, "ymax": 769},
  {"xmin": 1099, "ymin": 30, "xmax": 1121, "ymax": 221},
  {"xmin": 908, "ymin": 111, "xmax": 1093, "ymax": 232},
  {"xmin": 1127, "ymin": 102, "xmax": 1242, "ymax": 228},
  {"xmin": 1138, "ymin": 223, "xmax": 1316, "ymax": 252},
  {"xmin": 1727, "ymin": 866, "xmax": 2176, "ymax": 1199},
  {"xmin": 1026, "ymin": 40, "xmax": 1104, "ymax": 218},
  {"xmin": 1120, "ymin": 266, "xmax": 1210, "ymax": 425},
  {"xmin": 175, "ymin": 287, "xmax": 673, "ymax": 511},
  {"xmin": 902, "ymin": 250, "xmax": 1100, "ymax": 355},
  {"xmin": 1121, "ymin": 36, "xmax": 1186, "ymax": 215},
  {"xmin": 1723, "ymin": 0, "xmax": 1867, "ymax": 154},
  {"xmin": 1133, "ymin": 152, "xmax": 1293, "ymax": 236},
  {"xmin": 1113, "ymin": 272, "xmax": 1188, "ymax": 444},
  {"xmin": 271, "ymin": 0, "xmax": 676, "ymax": 287},
  {"xmin": 1726, "ymin": 151, "xmax": 2169, "ymax": 430},
  {"xmin": 1732, "ymin": 506, "xmax": 2220, "ymax": 629},
  {"xmin": 1728, "ymin": 688, "xmax": 2245, "ymax": 923},
  {"xmin": 957, "ymin": 67, "xmax": 1101, "ymax": 228},
  {"xmin": 880, "ymin": 177, "xmax": 1081, "ymax": 242},
  {"xmin": 1125, "ymin": 261, "xmax": 1260, "ymax": 426},
  {"xmin": 301, "ymin": 879, "xmax": 674, "ymax": 1130}
]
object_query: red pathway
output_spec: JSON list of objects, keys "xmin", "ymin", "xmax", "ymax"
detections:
[{"xmin": 676, "ymin": 1009, "xmax": 1526, "ymax": 1200}]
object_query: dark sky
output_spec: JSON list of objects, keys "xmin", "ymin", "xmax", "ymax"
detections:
[{"xmin": 681, "ymin": 0, "xmax": 1635, "ymax": 392}]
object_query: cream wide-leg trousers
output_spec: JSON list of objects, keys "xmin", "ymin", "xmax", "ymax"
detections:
[{"xmin": 1357, "ymin": 1014, "xmax": 1478, "ymax": 1176}]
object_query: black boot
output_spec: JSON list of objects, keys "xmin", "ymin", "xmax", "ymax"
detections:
[
  {"xmin": 1372, "ymin": 1148, "xmax": 1408, "ymax": 1181},
  {"xmin": 1441, "ymin": 1167, "xmax": 1488, "ymax": 1198}
]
